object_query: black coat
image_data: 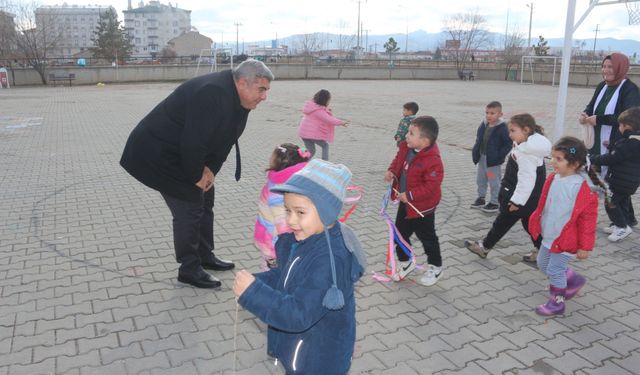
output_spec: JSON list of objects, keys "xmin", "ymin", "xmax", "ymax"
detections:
[
  {"xmin": 120, "ymin": 70, "xmax": 250, "ymax": 202},
  {"xmin": 584, "ymin": 79, "xmax": 640, "ymax": 155},
  {"xmin": 471, "ymin": 121, "xmax": 511, "ymax": 167},
  {"xmin": 591, "ymin": 130, "xmax": 640, "ymax": 195},
  {"xmin": 498, "ymin": 156, "xmax": 546, "ymax": 217}
]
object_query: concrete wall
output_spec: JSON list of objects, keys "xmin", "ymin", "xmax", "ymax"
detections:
[{"xmin": 3, "ymin": 63, "xmax": 637, "ymax": 87}]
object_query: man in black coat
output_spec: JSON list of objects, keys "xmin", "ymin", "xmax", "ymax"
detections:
[{"xmin": 120, "ymin": 59, "xmax": 274, "ymax": 288}]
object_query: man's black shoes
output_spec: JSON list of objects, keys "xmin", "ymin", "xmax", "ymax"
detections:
[
  {"xmin": 178, "ymin": 271, "xmax": 221, "ymax": 289},
  {"xmin": 201, "ymin": 256, "xmax": 235, "ymax": 271}
]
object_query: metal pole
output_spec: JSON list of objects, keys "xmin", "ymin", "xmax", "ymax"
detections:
[
  {"xmin": 592, "ymin": 24, "xmax": 599, "ymax": 55},
  {"xmin": 554, "ymin": 0, "xmax": 577, "ymax": 141},
  {"xmin": 234, "ymin": 22, "xmax": 242, "ymax": 55},
  {"xmin": 527, "ymin": 3, "xmax": 534, "ymax": 50},
  {"xmin": 504, "ymin": 8, "xmax": 510, "ymax": 50}
]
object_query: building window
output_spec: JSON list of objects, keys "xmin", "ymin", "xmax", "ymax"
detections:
[
  {"xmin": 135, "ymin": 21, "xmax": 140, "ymax": 26},
  {"xmin": 135, "ymin": 38, "xmax": 141, "ymax": 44}
]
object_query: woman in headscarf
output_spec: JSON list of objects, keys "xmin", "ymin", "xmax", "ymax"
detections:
[{"xmin": 579, "ymin": 52, "xmax": 640, "ymax": 231}]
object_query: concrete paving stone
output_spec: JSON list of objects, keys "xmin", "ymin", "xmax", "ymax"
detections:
[
  {"xmin": 12, "ymin": 330, "xmax": 55, "ymax": 352},
  {"xmin": 166, "ymin": 342, "xmax": 213, "ymax": 367},
  {"xmin": 354, "ymin": 334, "xmax": 390, "ymax": 357},
  {"xmin": 472, "ymin": 334, "xmax": 522, "ymax": 358},
  {"xmin": 155, "ymin": 319, "xmax": 199, "ymax": 340},
  {"xmin": 562, "ymin": 325, "xmax": 611, "ymax": 348},
  {"xmin": 55, "ymin": 300, "xmax": 93, "ymax": 319},
  {"xmin": 71, "ymin": 272, "xmax": 105, "ymax": 285},
  {"xmin": 0, "ymin": 348, "xmax": 31, "ymax": 368},
  {"xmin": 148, "ymin": 299, "xmax": 187, "ymax": 315},
  {"xmin": 501, "ymin": 325, "xmax": 546, "ymax": 348},
  {"xmin": 439, "ymin": 327, "xmax": 484, "ymax": 350},
  {"xmin": 7, "ymin": 358, "xmax": 55, "ymax": 375},
  {"xmin": 168, "ymin": 304, "xmax": 209, "ymax": 322},
  {"xmin": 33, "ymin": 340, "xmax": 77, "ymax": 362},
  {"xmin": 404, "ymin": 320, "xmax": 451, "ymax": 342},
  {"xmin": 0, "ymin": 337, "xmax": 11, "ymax": 355},
  {"xmin": 144, "ymin": 361, "xmax": 197, "ymax": 375},
  {"xmin": 35, "ymin": 315, "xmax": 75, "ymax": 336},
  {"xmin": 118, "ymin": 326, "xmax": 159, "ymax": 347},
  {"xmin": 56, "ymin": 325, "xmax": 96, "ymax": 344},
  {"xmin": 77, "ymin": 333, "xmax": 120, "ymax": 354},
  {"xmin": 95, "ymin": 318, "xmax": 135, "ymax": 336},
  {"xmin": 580, "ymin": 359, "xmax": 636, "ymax": 375},
  {"xmin": 141, "ymin": 334, "xmax": 185, "ymax": 356},
  {"xmin": 100, "ymin": 342, "xmax": 144, "ymax": 365},
  {"xmin": 407, "ymin": 352, "xmax": 457, "ymax": 374},
  {"xmin": 600, "ymin": 332, "xmax": 640, "ymax": 357},
  {"xmin": 441, "ymin": 343, "xmax": 491, "ymax": 368},
  {"xmin": 88, "ymin": 277, "xmax": 123, "ymax": 293},
  {"xmin": 573, "ymin": 341, "xmax": 623, "ymax": 367},
  {"xmin": 467, "ymin": 318, "xmax": 513, "ymax": 340},
  {"xmin": 612, "ymin": 310, "xmax": 640, "ymax": 330},
  {"xmin": 544, "ymin": 349, "xmax": 601, "ymax": 374},
  {"xmin": 107, "ymin": 282, "xmax": 143, "ymax": 300},
  {"xmin": 436, "ymin": 312, "xmax": 481, "ymax": 333},
  {"xmin": 378, "ymin": 362, "xmax": 421, "ymax": 375},
  {"xmin": 473, "ymin": 352, "xmax": 525, "ymax": 374},
  {"xmin": 57, "ymin": 350, "xmax": 101, "ymax": 373},
  {"xmin": 611, "ymin": 349, "xmax": 640, "ymax": 374},
  {"xmin": 111, "ymin": 303, "xmax": 150, "ymax": 322},
  {"xmin": 79, "ymin": 360, "xmax": 127, "ymax": 375},
  {"xmin": 587, "ymin": 317, "xmax": 635, "ymax": 339},
  {"xmin": 349, "ymin": 352, "xmax": 387, "ymax": 374},
  {"xmin": 526, "ymin": 318, "xmax": 574, "ymax": 339},
  {"xmin": 1, "ymin": 282, "xmax": 37, "ymax": 298}
]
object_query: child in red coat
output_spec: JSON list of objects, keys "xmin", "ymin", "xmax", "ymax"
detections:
[
  {"xmin": 384, "ymin": 116, "xmax": 444, "ymax": 286},
  {"xmin": 528, "ymin": 136, "xmax": 607, "ymax": 316}
]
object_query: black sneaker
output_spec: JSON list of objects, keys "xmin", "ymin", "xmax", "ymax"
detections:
[
  {"xmin": 481, "ymin": 203, "xmax": 499, "ymax": 213},
  {"xmin": 471, "ymin": 198, "xmax": 485, "ymax": 209}
]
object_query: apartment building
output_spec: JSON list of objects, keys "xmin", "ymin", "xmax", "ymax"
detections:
[
  {"xmin": 123, "ymin": 0, "xmax": 191, "ymax": 58},
  {"xmin": 35, "ymin": 4, "xmax": 115, "ymax": 58}
]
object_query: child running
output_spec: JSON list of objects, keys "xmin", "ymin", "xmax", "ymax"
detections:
[
  {"xmin": 394, "ymin": 102, "xmax": 419, "ymax": 146},
  {"xmin": 384, "ymin": 116, "xmax": 445, "ymax": 286},
  {"xmin": 528, "ymin": 136, "xmax": 604, "ymax": 316},
  {"xmin": 465, "ymin": 113, "xmax": 551, "ymax": 261},
  {"xmin": 254, "ymin": 143, "xmax": 310, "ymax": 270},
  {"xmin": 470, "ymin": 101, "xmax": 512, "ymax": 213},
  {"xmin": 590, "ymin": 106, "xmax": 640, "ymax": 242},
  {"xmin": 234, "ymin": 159, "xmax": 366, "ymax": 375}
]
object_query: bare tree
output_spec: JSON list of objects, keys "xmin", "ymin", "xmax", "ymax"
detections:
[
  {"xmin": 442, "ymin": 10, "xmax": 492, "ymax": 70},
  {"xmin": 295, "ymin": 33, "xmax": 321, "ymax": 56},
  {"xmin": 502, "ymin": 30, "xmax": 525, "ymax": 80},
  {"xmin": 11, "ymin": 1, "xmax": 62, "ymax": 84},
  {"xmin": 0, "ymin": 1, "xmax": 17, "ymax": 65}
]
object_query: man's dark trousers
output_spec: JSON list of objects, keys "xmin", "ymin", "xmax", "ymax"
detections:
[{"xmin": 162, "ymin": 187, "xmax": 216, "ymax": 274}]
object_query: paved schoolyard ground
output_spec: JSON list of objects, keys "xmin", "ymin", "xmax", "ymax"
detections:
[{"xmin": 1, "ymin": 78, "xmax": 639, "ymax": 375}]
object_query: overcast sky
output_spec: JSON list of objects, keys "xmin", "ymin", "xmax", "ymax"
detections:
[{"xmin": 36, "ymin": 0, "xmax": 640, "ymax": 45}]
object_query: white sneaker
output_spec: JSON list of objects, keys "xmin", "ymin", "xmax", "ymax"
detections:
[
  {"xmin": 607, "ymin": 225, "xmax": 632, "ymax": 242},
  {"xmin": 392, "ymin": 259, "xmax": 415, "ymax": 281},
  {"xmin": 419, "ymin": 265, "xmax": 443, "ymax": 286},
  {"xmin": 603, "ymin": 224, "xmax": 614, "ymax": 234}
]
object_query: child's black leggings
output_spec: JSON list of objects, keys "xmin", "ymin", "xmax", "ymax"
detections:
[{"xmin": 483, "ymin": 210, "xmax": 541, "ymax": 250}]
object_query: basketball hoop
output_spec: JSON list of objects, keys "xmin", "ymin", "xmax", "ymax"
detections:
[{"xmin": 625, "ymin": 0, "xmax": 640, "ymax": 25}]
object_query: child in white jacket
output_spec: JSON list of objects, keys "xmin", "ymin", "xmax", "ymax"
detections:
[{"xmin": 465, "ymin": 113, "xmax": 552, "ymax": 261}]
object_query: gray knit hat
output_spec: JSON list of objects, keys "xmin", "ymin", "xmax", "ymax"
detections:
[
  {"xmin": 270, "ymin": 159, "xmax": 352, "ymax": 310},
  {"xmin": 270, "ymin": 159, "xmax": 352, "ymax": 226}
]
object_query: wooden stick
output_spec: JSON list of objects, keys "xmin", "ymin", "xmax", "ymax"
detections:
[{"xmin": 393, "ymin": 188, "xmax": 424, "ymax": 217}]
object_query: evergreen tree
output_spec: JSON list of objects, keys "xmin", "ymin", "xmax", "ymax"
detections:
[
  {"xmin": 384, "ymin": 37, "xmax": 400, "ymax": 55},
  {"xmin": 90, "ymin": 8, "xmax": 133, "ymax": 61},
  {"xmin": 534, "ymin": 35, "xmax": 549, "ymax": 56}
]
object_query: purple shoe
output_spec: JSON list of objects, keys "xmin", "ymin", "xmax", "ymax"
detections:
[
  {"xmin": 536, "ymin": 285, "xmax": 566, "ymax": 316},
  {"xmin": 565, "ymin": 268, "xmax": 586, "ymax": 300}
]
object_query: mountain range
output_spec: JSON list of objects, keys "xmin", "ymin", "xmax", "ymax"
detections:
[{"xmin": 268, "ymin": 30, "xmax": 640, "ymax": 57}]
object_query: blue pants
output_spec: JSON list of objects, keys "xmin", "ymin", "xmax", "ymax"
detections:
[
  {"xmin": 476, "ymin": 154, "xmax": 501, "ymax": 205},
  {"xmin": 537, "ymin": 245, "xmax": 573, "ymax": 288}
]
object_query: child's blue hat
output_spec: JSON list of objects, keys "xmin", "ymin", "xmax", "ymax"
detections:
[{"xmin": 270, "ymin": 159, "xmax": 352, "ymax": 310}]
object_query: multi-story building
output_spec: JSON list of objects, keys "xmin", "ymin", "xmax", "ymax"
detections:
[
  {"xmin": 35, "ymin": 4, "xmax": 115, "ymax": 58},
  {"xmin": 0, "ymin": 10, "xmax": 17, "ymax": 60},
  {"xmin": 123, "ymin": 0, "xmax": 191, "ymax": 58}
]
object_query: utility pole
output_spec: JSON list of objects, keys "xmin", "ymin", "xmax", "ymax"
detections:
[
  {"xmin": 405, "ymin": 18, "xmax": 409, "ymax": 53},
  {"xmin": 354, "ymin": 0, "xmax": 366, "ymax": 51},
  {"xmin": 527, "ymin": 3, "xmax": 534, "ymax": 52},
  {"xmin": 234, "ymin": 22, "xmax": 242, "ymax": 55},
  {"xmin": 592, "ymin": 23, "xmax": 599, "ymax": 56},
  {"xmin": 504, "ymin": 8, "xmax": 510, "ymax": 50}
]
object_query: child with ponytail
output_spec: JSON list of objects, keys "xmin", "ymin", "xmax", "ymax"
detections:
[
  {"xmin": 528, "ymin": 136, "xmax": 607, "ymax": 316},
  {"xmin": 254, "ymin": 143, "xmax": 310, "ymax": 270}
]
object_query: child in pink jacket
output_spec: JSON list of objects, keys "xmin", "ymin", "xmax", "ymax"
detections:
[
  {"xmin": 254, "ymin": 143, "xmax": 310, "ymax": 270},
  {"xmin": 297, "ymin": 89, "xmax": 349, "ymax": 161}
]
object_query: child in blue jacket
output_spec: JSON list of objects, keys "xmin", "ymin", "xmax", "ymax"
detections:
[{"xmin": 233, "ymin": 159, "xmax": 366, "ymax": 375}]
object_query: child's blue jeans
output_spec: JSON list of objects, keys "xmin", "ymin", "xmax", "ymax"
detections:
[{"xmin": 536, "ymin": 245, "xmax": 574, "ymax": 288}]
